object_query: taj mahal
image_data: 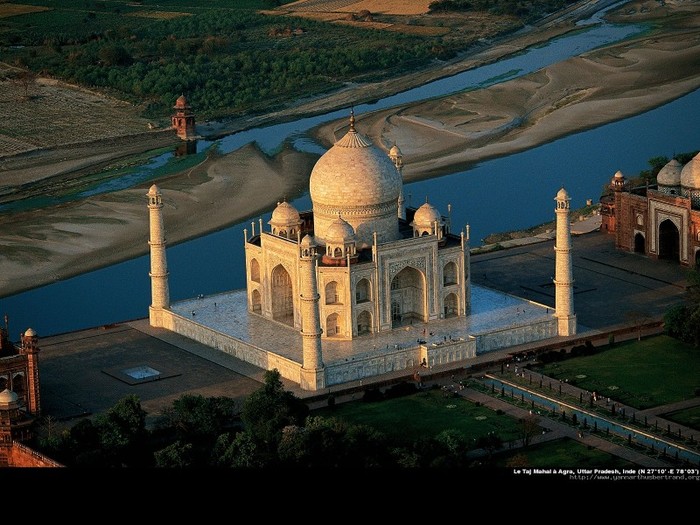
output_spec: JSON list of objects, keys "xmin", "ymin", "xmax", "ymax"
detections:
[{"xmin": 146, "ymin": 112, "xmax": 577, "ymax": 391}]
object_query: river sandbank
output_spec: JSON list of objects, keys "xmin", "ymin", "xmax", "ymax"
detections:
[{"xmin": 1, "ymin": 0, "xmax": 699, "ymax": 299}]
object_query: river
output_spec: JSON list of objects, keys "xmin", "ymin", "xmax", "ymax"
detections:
[{"xmin": 2, "ymin": 2, "xmax": 699, "ymax": 338}]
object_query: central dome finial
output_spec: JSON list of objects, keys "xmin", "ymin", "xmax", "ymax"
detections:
[{"xmin": 349, "ymin": 107, "xmax": 356, "ymax": 132}]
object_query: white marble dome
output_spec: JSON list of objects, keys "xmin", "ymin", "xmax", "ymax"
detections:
[
  {"xmin": 680, "ymin": 152, "xmax": 700, "ymax": 189},
  {"xmin": 270, "ymin": 201, "xmax": 300, "ymax": 226},
  {"xmin": 412, "ymin": 200, "xmax": 441, "ymax": 228},
  {"xmin": 325, "ymin": 215, "xmax": 356, "ymax": 244},
  {"xmin": 309, "ymin": 114, "xmax": 402, "ymax": 246},
  {"xmin": 657, "ymin": 158, "xmax": 682, "ymax": 187}
]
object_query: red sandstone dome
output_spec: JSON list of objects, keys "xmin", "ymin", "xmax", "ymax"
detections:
[{"xmin": 174, "ymin": 94, "xmax": 190, "ymax": 109}]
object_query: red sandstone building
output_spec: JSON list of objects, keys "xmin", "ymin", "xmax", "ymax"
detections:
[
  {"xmin": 171, "ymin": 94, "xmax": 196, "ymax": 140},
  {"xmin": 0, "ymin": 323, "xmax": 61, "ymax": 467},
  {"xmin": 601, "ymin": 153, "xmax": 700, "ymax": 268}
]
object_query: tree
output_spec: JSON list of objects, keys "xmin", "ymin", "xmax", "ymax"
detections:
[
  {"xmin": 154, "ymin": 441, "xmax": 194, "ymax": 468},
  {"xmin": 475, "ymin": 432, "xmax": 503, "ymax": 462},
  {"xmin": 664, "ymin": 268, "xmax": 700, "ymax": 346},
  {"xmin": 98, "ymin": 44, "xmax": 132, "ymax": 66},
  {"xmin": 213, "ymin": 430, "xmax": 267, "ymax": 468},
  {"xmin": 95, "ymin": 394, "xmax": 150, "ymax": 467},
  {"xmin": 519, "ymin": 413, "xmax": 541, "ymax": 447},
  {"xmin": 241, "ymin": 369, "xmax": 309, "ymax": 451},
  {"xmin": 639, "ymin": 155, "xmax": 670, "ymax": 183},
  {"xmin": 625, "ymin": 309, "xmax": 652, "ymax": 341},
  {"xmin": 11, "ymin": 70, "xmax": 37, "ymax": 100}
]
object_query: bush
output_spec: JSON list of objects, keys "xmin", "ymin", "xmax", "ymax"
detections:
[
  {"xmin": 362, "ymin": 388, "xmax": 383, "ymax": 403},
  {"xmin": 385, "ymin": 381, "xmax": 418, "ymax": 399}
]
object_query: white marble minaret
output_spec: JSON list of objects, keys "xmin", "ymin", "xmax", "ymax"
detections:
[
  {"xmin": 298, "ymin": 234, "xmax": 325, "ymax": 390},
  {"xmin": 148, "ymin": 184, "xmax": 170, "ymax": 327},
  {"xmin": 554, "ymin": 187, "xmax": 577, "ymax": 336},
  {"xmin": 389, "ymin": 143, "xmax": 406, "ymax": 220}
]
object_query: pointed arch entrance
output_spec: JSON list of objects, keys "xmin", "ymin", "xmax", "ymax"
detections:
[
  {"xmin": 251, "ymin": 289, "xmax": 262, "ymax": 314},
  {"xmin": 390, "ymin": 266, "xmax": 426, "ymax": 327},
  {"xmin": 634, "ymin": 233, "xmax": 645, "ymax": 254},
  {"xmin": 271, "ymin": 264, "xmax": 294, "ymax": 326},
  {"xmin": 658, "ymin": 219, "xmax": 680, "ymax": 261},
  {"xmin": 444, "ymin": 293, "xmax": 458, "ymax": 318},
  {"xmin": 326, "ymin": 313, "xmax": 341, "ymax": 337},
  {"xmin": 357, "ymin": 310, "xmax": 372, "ymax": 335}
]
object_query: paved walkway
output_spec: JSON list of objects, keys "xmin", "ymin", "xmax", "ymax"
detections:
[
  {"xmin": 469, "ymin": 367, "xmax": 700, "ymax": 467},
  {"xmin": 304, "ymin": 359, "xmax": 700, "ymax": 468}
]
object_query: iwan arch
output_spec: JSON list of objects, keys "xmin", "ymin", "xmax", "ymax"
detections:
[{"xmin": 147, "ymin": 113, "xmax": 576, "ymax": 391}]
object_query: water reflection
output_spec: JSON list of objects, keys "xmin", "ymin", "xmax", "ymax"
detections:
[{"xmin": 483, "ymin": 375, "xmax": 700, "ymax": 465}]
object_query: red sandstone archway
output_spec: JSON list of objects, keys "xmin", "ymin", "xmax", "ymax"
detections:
[{"xmin": 658, "ymin": 219, "xmax": 680, "ymax": 261}]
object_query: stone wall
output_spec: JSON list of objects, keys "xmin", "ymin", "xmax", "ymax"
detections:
[
  {"xmin": 475, "ymin": 318, "xmax": 558, "ymax": 354},
  {"xmin": 161, "ymin": 309, "xmax": 557, "ymax": 390},
  {"xmin": 160, "ymin": 310, "xmax": 303, "ymax": 384},
  {"xmin": 304, "ymin": 337, "xmax": 477, "ymax": 386}
]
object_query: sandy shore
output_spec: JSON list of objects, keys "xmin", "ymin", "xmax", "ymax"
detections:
[{"xmin": 1, "ymin": 0, "xmax": 699, "ymax": 299}]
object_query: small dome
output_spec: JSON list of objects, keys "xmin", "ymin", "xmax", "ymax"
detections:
[
  {"xmin": 657, "ymin": 159, "xmax": 682, "ymax": 187},
  {"xmin": 24, "ymin": 327, "xmax": 36, "ymax": 337},
  {"xmin": 147, "ymin": 184, "xmax": 160, "ymax": 196},
  {"xmin": 412, "ymin": 200, "xmax": 441, "ymax": 227},
  {"xmin": 681, "ymin": 152, "xmax": 700, "ymax": 190},
  {"xmin": 325, "ymin": 215, "xmax": 356, "ymax": 244},
  {"xmin": 174, "ymin": 94, "xmax": 189, "ymax": 108},
  {"xmin": 269, "ymin": 201, "xmax": 301, "ymax": 226},
  {"xmin": 389, "ymin": 144, "xmax": 402, "ymax": 157},
  {"xmin": 300, "ymin": 234, "xmax": 317, "ymax": 248},
  {"xmin": 556, "ymin": 187, "xmax": 570, "ymax": 200},
  {"xmin": 610, "ymin": 170, "xmax": 627, "ymax": 191},
  {"xmin": 0, "ymin": 389, "xmax": 19, "ymax": 408}
]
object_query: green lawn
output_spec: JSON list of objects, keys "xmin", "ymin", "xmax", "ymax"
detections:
[
  {"xmin": 312, "ymin": 334, "xmax": 700, "ymax": 466},
  {"xmin": 533, "ymin": 335, "xmax": 700, "ymax": 409},
  {"xmin": 315, "ymin": 389, "xmax": 524, "ymax": 445},
  {"xmin": 663, "ymin": 405, "xmax": 700, "ymax": 432},
  {"xmin": 313, "ymin": 390, "xmax": 641, "ymax": 468}
]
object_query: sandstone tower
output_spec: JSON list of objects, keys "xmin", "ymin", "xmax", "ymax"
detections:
[
  {"xmin": 554, "ymin": 187, "xmax": 577, "ymax": 336},
  {"xmin": 171, "ymin": 94, "xmax": 196, "ymax": 140},
  {"xmin": 20, "ymin": 328, "xmax": 40, "ymax": 416},
  {"xmin": 148, "ymin": 184, "xmax": 170, "ymax": 327}
]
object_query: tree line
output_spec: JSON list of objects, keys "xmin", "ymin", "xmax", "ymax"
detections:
[
  {"xmin": 429, "ymin": 0, "xmax": 580, "ymax": 23},
  {"xmin": 35, "ymin": 370, "xmax": 516, "ymax": 468},
  {"xmin": 3, "ymin": 1, "xmax": 561, "ymax": 121}
]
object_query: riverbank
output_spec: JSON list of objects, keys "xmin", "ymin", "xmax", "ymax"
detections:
[{"xmin": 1, "ymin": 0, "xmax": 699, "ymax": 299}]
